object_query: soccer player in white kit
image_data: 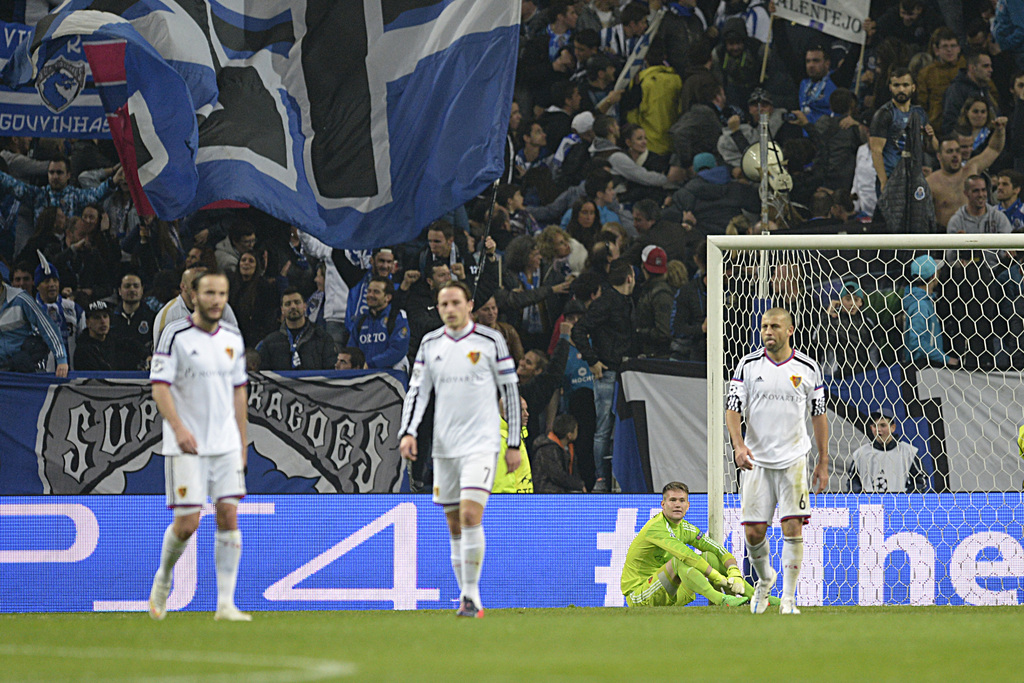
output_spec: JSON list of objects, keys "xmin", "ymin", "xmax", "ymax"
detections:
[
  {"xmin": 148, "ymin": 271, "xmax": 251, "ymax": 622},
  {"xmin": 726, "ymin": 307, "xmax": 829, "ymax": 615},
  {"xmin": 399, "ymin": 281, "xmax": 521, "ymax": 618}
]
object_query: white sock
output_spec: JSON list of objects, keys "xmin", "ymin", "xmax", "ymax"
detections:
[
  {"xmin": 215, "ymin": 529, "xmax": 243, "ymax": 608},
  {"xmin": 782, "ymin": 536, "xmax": 803, "ymax": 602},
  {"xmin": 450, "ymin": 534, "xmax": 463, "ymax": 594},
  {"xmin": 745, "ymin": 537, "xmax": 772, "ymax": 583},
  {"xmin": 460, "ymin": 524, "xmax": 485, "ymax": 607},
  {"xmin": 156, "ymin": 524, "xmax": 188, "ymax": 584}
]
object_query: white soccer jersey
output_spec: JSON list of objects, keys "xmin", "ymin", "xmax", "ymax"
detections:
[
  {"xmin": 400, "ymin": 323, "xmax": 520, "ymax": 458},
  {"xmin": 727, "ymin": 348, "xmax": 825, "ymax": 469},
  {"xmin": 150, "ymin": 317, "xmax": 247, "ymax": 456},
  {"xmin": 153, "ymin": 295, "xmax": 239, "ymax": 347},
  {"xmin": 850, "ymin": 440, "xmax": 919, "ymax": 493}
]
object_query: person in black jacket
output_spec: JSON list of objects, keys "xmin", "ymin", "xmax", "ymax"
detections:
[
  {"xmin": 516, "ymin": 331, "xmax": 571, "ymax": 442},
  {"xmin": 255, "ymin": 288, "xmax": 338, "ymax": 371},
  {"xmin": 106, "ymin": 272, "xmax": 157, "ymax": 371},
  {"xmin": 75, "ymin": 301, "xmax": 119, "ymax": 371},
  {"xmin": 533, "ymin": 413, "xmax": 586, "ymax": 493},
  {"xmin": 571, "ymin": 259, "xmax": 636, "ymax": 491}
]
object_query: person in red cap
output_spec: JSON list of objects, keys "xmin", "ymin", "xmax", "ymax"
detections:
[{"xmin": 636, "ymin": 245, "xmax": 674, "ymax": 358}]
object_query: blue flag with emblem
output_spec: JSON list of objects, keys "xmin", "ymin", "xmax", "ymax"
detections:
[{"xmin": 3, "ymin": 0, "xmax": 520, "ymax": 249}]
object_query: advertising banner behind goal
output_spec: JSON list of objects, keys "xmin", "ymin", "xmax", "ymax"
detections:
[{"xmin": 1, "ymin": 494, "xmax": 1021, "ymax": 611}]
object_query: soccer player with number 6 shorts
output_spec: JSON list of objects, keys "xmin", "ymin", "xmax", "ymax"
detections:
[
  {"xmin": 399, "ymin": 281, "xmax": 521, "ymax": 618},
  {"xmin": 148, "ymin": 271, "xmax": 251, "ymax": 622},
  {"xmin": 726, "ymin": 307, "xmax": 829, "ymax": 615},
  {"xmin": 621, "ymin": 482, "xmax": 758, "ymax": 608}
]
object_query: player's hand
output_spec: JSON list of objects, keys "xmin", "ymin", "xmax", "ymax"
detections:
[
  {"xmin": 812, "ymin": 459, "xmax": 828, "ymax": 493},
  {"xmin": 726, "ymin": 566, "xmax": 746, "ymax": 595},
  {"xmin": 175, "ymin": 426, "xmax": 198, "ymax": 454},
  {"xmin": 505, "ymin": 445, "xmax": 521, "ymax": 473},
  {"xmin": 399, "ymin": 434, "xmax": 417, "ymax": 461},
  {"xmin": 733, "ymin": 444, "xmax": 754, "ymax": 470},
  {"xmin": 708, "ymin": 569, "xmax": 728, "ymax": 590},
  {"xmin": 55, "ymin": 363, "xmax": 68, "ymax": 378}
]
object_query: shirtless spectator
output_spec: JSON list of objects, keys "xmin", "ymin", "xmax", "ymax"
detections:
[{"xmin": 926, "ymin": 126, "xmax": 1005, "ymax": 229}]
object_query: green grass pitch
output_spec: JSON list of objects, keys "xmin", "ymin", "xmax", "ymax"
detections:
[{"xmin": 2, "ymin": 606, "xmax": 1022, "ymax": 681}]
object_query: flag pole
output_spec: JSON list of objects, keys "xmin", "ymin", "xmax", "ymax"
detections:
[
  {"xmin": 853, "ymin": 43, "xmax": 866, "ymax": 98},
  {"xmin": 470, "ymin": 179, "xmax": 501, "ymax": 301},
  {"xmin": 759, "ymin": 16, "xmax": 775, "ymax": 84}
]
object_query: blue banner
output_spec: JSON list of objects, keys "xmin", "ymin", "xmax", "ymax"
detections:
[
  {"xmin": 1, "ymin": 494, "xmax": 1021, "ymax": 612},
  {"xmin": 0, "ymin": 21, "xmax": 109, "ymax": 138}
]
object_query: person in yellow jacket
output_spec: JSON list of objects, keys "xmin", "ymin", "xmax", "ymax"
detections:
[
  {"xmin": 494, "ymin": 396, "xmax": 533, "ymax": 493},
  {"xmin": 623, "ymin": 41, "xmax": 681, "ymax": 155}
]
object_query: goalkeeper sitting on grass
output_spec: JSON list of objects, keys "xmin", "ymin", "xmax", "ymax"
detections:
[{"xmin": 621, "ymin": 481, "xmax": 771, "ymax": 608}]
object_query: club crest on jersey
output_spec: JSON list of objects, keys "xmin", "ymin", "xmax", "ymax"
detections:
[
  {"xmin": 467, "ymin": 351, "xmax": 481, "ymax": 364},
  {"xmin": 790, "ymin": 375, "xmax": 802, "ymax": 388},
  {"xmin": 226, "ymin": 347, "xmax": 235, "ymax": 360},
  {"xmin": 177, "ymin": 486, "xmax": 187, "ymax": 498}
]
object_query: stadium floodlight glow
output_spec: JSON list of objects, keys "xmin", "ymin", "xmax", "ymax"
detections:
[{"xmin": 705, "ymin": 233, "xmax": 1024, "ymax": 548}]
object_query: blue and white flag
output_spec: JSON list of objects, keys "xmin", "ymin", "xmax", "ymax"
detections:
[
  {"xmin": 11, "ymin": 0, "xmax": 520, "ymax": 249},
  {"xmin": 0, "ymin": 20, "xmax": 108, "ymax": 137}
]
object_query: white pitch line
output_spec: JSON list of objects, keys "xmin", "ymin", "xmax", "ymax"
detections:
[{"xmin": 0, "ymin": 645, "xmax": 356, "ymax": 682}]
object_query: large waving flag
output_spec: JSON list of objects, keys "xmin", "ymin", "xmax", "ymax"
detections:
[
  {"xmin": 0, "ymin": 20, "xmax": 109, "ymax": 137},
  {"xmin": 10, "ymin": 0, "xmax": 520, "ymax": 249}
]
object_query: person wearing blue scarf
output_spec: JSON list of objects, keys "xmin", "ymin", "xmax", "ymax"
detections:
[{"xmin": 34, "ymin": 257, "xmax": 85, "ymax": 371}]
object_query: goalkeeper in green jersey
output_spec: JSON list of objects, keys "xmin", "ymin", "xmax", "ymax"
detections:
[{"xmin": 621, "ymin": 482, "xmax": 769, "ymax": 608}]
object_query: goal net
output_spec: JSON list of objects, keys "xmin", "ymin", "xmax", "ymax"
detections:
[{"xmin": 706, "ymin": 233, "xmax": 1024, "ymax": 606}]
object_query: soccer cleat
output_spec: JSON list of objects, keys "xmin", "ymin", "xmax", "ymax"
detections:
[
  {"xmin": 750, "ymin": 567, "xmax": 776, "ymax": 615},
  {"xmin": 722, "ymin": 594, "xmax": 750, "ymax": 607},
  {"xmin": 148, "ymin": 575, "xmax": 170, "ymax": 621},
  {"xmin": 779, "ymin": 598, "xmax": 801, "ymax": 615},
  {"xmin": 456, "ymin": 597, "xmax": 485, "ymax": 618},
  {"xmin": 214, "ymin": 604, "xmax": 253, "ymax": 622}
]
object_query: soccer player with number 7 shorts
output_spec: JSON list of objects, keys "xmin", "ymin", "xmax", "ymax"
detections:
[
  {"xmin": 726, "ymin": 307, "xmax": 829, "ymax": 615},
  {"xmin": 399, "ymin": 281, "xmax": 521, "ymax": 618},
  {"xmin": 621, "ymin": 482, "xmax": 758, "ymax": 608}
]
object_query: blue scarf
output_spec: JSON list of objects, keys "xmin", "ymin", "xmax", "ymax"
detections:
[
  {"xmin": 36, "ymin": 292, "xmax": 69, "ymax": 349},
  {"xmin": 519, "ymin": 270, "xmax": 544, "ymax": 334}
]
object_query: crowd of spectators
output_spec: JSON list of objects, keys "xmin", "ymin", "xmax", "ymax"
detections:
[{"xmin": 2, "ymin": 0, "xmax": 1024, "ymax": 493}]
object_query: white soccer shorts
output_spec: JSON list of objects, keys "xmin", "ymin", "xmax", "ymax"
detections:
[
  {"xmin": 432, "ymin": 452, "xmax": 499, "ymax": 507},
  {"xmin": 165, "ymin": 451, "xmax": 246, "ymax": 513},
  {"xmin": 740, "ymin": 457, "xmax": 810, "ymax": 526}
]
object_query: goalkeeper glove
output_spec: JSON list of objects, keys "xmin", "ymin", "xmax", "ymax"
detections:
[
  {"xmin": 726, "ymin": 566, "xmax": 746, "ymax": 596},
  {"xmin": 708, "ymin": 569, "xmax": 728, "ymax": 590}
]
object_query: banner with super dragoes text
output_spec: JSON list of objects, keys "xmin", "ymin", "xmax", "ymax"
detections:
[
  {"xmin": 0, "ymin": 370, "xmax": 406, "ymax": 495},
  {"xmin": 773, "ymin": 0, "xmax": 870, "ymax": 45},
  {"xmin": 0, "ymin": 494, "xmax": 1021, "ymax": 612}
]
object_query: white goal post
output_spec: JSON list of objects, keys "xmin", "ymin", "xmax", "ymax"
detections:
[{"xmin": 705, "ymin": 232, "xmax": 1024, "ymax": 547}]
